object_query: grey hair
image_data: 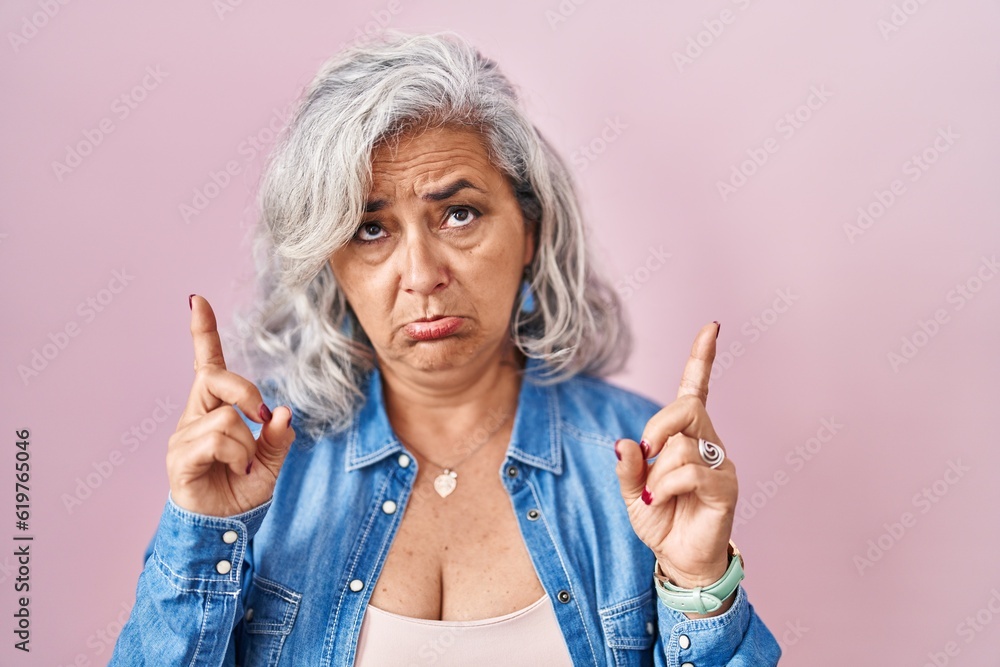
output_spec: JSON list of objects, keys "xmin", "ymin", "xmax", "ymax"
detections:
[{"xmin": 230, "ymin": 29, "xmax": 633, "ymax": 444}]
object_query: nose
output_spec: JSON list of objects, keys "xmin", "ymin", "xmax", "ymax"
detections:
[{"xmin": 397, "ymin": 228, "xmax": 449, "ymax": 296}]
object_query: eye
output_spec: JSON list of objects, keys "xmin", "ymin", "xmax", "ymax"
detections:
[
  {"xmin": 354, "ymin": 222, "xmax": 386, "ymax": 245},
  {"xmin": 446, "ymin": 206, "xmax": 480, "ymax": 228}
]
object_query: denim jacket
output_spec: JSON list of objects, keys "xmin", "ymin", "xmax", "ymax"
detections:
[{"xmin": 111, "ymin": 356, "xmax": 781, "ymax": 666}]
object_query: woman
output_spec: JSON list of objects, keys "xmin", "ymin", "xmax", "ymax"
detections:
[{"xmin": 111, "ymin": 30, "xmax": 781, "ymax": 666}]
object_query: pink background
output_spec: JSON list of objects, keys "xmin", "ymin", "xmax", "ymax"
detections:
[{"xmin": 2, "ymin": 1, "xmax": 998, "ymax": 665}]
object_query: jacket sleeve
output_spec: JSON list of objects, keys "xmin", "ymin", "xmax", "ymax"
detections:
[
  {"xmin": 653, "ymin": 584, "xmax": 782, "ymax": 666},
  {"xmin": 108, "ymin": 491, "xmax": 273, "ymax": 667}
]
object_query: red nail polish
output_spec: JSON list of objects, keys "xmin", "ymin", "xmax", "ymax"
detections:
[
  {"xmin": 189, "ymin": 294, "xmax": 196, "ymax": 310},
  {"xmin": 713, "ymin": 321, "xmax": 721, "ymax": 339},
  {"xmin": 246, "ymin": 460, "xmax": 253, "ymax": 475},
  {"xmin": 641, "ymin": 486, "xmax": 653, "ymax": 505},
  {"xmin": 259, "ymin": 403, "xmax": 273, "ymax": 422},
  {"xmin": 639, "ymin": 440, "xmax": 650, "ymax": 458},
  {"xmin": 614, "ymin": 440, "xmax": 622, "ymax": 461}
]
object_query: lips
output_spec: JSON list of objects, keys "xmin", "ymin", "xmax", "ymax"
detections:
[{"xmin": 403, "ymin": 316, "xmax": 462, "ymax": 341}]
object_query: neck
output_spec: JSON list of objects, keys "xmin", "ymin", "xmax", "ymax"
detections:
[{"xmin": 379, "ymin": 343, "xmax": 526, "ymax": 465}]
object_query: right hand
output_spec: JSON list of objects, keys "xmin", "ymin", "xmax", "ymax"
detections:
[{"xmin": 166, "ymin": 294, "xmax": 296, "ymax": 517}]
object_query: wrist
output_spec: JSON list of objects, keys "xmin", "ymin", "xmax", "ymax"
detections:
[
  {"xmin": 654, "ymin": 556, "xmax": 729, "ymax": 589},
  {"xmin": 653, "ymin": 541, "xmax": 744, "ymax": 618}
]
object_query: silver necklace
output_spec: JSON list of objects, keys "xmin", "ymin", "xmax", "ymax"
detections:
[{"xmin": 398, "ymin": 413, "xmax": 511, "ymax": 498}]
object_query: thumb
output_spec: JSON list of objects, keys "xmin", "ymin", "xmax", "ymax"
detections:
[
  {"xmin": 255, "ymin": 406, "xmax": 296, "ymax": 467},
  {"xmin": 615, "ymin": 438, "xmax": 648, "ymax": 502}
]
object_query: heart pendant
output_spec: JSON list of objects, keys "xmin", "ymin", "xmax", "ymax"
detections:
[{"xmin": 433, "ymin": 470, "xmax": 458, "ymax": 498}]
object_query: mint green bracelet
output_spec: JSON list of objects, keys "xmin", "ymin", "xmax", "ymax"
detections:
[{"xmin": 653, "ymin": 540, "xmax": 745, "ymax": 614}]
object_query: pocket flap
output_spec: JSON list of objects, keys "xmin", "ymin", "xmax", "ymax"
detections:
[
  {"xmin": 243, "ymin": 574, "xmax": 302, "ymax": 636},
  {"xmin": 599, "ymin": 588, "xmax": 657, "ymax": 650}
]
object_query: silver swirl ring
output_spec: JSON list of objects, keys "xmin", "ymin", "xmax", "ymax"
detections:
[{"xmin": 698, "ymin": 438, "xmax": 725, "ymax": 469}]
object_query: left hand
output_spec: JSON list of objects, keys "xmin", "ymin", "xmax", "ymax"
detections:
[{"xmin": 614, "ymin": 322, "xmax": 738, "ymax": 591}]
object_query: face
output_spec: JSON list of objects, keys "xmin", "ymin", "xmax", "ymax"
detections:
[{"xmin": 328, "ymin": 124, "xmax": 536, "ymax": 375}]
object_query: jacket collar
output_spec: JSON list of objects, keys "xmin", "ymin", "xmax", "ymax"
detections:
[{"xmin": 344, "ymin": 355, "xmax": 562, "ymax": 475}]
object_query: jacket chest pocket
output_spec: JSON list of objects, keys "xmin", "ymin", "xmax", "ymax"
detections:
[
  {"xmin": 599, "ymin": 588, "xmax": 657, "ymax": 667},
  {"xmin": 237, "ymin": 574, "xmax": 303, "ymax": 667}
]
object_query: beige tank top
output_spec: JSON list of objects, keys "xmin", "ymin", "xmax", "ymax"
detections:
[{"xmin": 354, "ymin": 593, "xmax": 576, "ymax": 666}]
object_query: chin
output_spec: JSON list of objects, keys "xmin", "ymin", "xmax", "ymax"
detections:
[
  {"xmin": 393, "ymin": 333, "xmax": 499, "ymax": 373},
  {"xmin": 388, "ymin": 338, "xmax": 471, "ymax": 372}
]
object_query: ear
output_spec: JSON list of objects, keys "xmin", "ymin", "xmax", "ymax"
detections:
[{"xmin": 523, "ymin": 218, "xmax": 538, "ymax": 268}]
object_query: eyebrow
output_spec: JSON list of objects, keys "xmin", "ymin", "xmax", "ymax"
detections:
[{"xmin": 364, "ymin": 178, "xmax": 487, "ymax": 213}]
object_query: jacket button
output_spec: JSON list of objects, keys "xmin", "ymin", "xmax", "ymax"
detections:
[
  {"xmin": 506, "ymin": 465, "xmax": 519, "ymax": 478},
  {"xmin": 349, "ymin": 579, "xmax": 364, "ymax": 592},
  {"xmin": 646, "ymin": 621, "xmax": 654, "ymax": 635},
  {"xmin": 556, "ymin": 590, "xmax": 570, "ymax": 603},
  {"xmin": 244, "ymin": 608, "xmax": 254, "ymax": 621},
  {"xmin": 222, "ymin": 530, "xmax": 238, "ymax": 544},
  {"xmin": 681, "ymin": 663, "xmax": 694, "ymax": 667},
  {"xmin": 526, "ymin": 509, "xmax": 540, "ymax": 521},
  {"xmin": 397, "ymin": 454, "xmax": 411, "ymax": 468},
  {"xmin": 382, "ymin": 500, "xmax": 397, "ymax": 514},
  {"xmin": 216, "ymin": 560, "xmax": 232, "ymax": 575},
  {"xmin": 678, "ymin": 634, "xmax": 690, "ymax": 649}
]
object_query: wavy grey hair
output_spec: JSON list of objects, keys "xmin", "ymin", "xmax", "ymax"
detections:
[{"xmin": 230, "ymin": 29, "xmax": 632, "ymax": 444}]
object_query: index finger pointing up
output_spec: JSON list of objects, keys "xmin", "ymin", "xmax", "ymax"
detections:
[
  {"xmin": 676, "ymin": 321, "xmax": 720, "ymax": 406},
  {"xmin": 190, "ymin": 294, "xmax": 228, "ymax": 372}
]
